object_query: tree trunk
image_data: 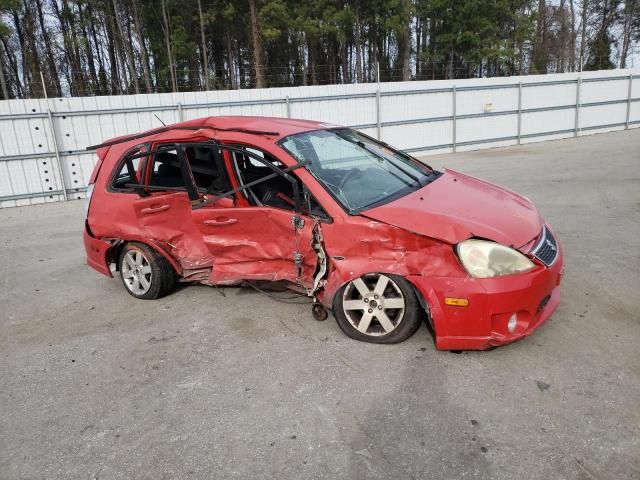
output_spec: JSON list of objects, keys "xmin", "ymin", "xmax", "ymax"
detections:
[
  {"xmin": 569, "ymin": 0, "xmax": 576, "ymax": 71},
  {"xmin": 248, "ymin": 0, "xmax": 265, "ymax": 88},
  {"xmin": 22, "ymin": 1, "xmax": 43, "ymax": 97},
  {"xmin": 620, "ymin": 0, "xmax": 637, "ymax": 68},
  {"xmin": 132, "ymin": 0, "xmax": 153, "ymax": 92},
  {"xmin": 86, "ymin": 2, "xmax": 108, "ymax": 94},
  {"xmin": 579, "ymin": 0, "xmax": 588, "ymax": 70},
  {"xmin": 78, "ymin": 2, "xmax": 99, "ymax": 94},
  {"xmin": 0, "ymin": 34, "xmax": 23, "ymax": 97},
  {"xmin": 104, "ymin": 6, "xmax": 120, "ymax": 93},
  {"xmin": 198, "ymin": 0, "xmax": 210, "ymax": 89},
  {"xmin": 112, "ymin": 0, "xmax": 140, "ymax": 94},
  {"xmin": 52, "ymin": 0, "xmax": 85, "ymax": 96},
  {"xmin": 226, "ymin": 33, "xmax": 237, "ymax": 89},
  {"xmin": 401, "ymin": 5, "xmax": 412, "ymax": 81},
  {"xmin": 0, "ymin": 40, "xmax": 9, "ymax": 99},
  {"xmin": 161, "ymin": 0, "xmax": 177, "ymax": 92},
  {"xmin": 309, "ymin": 39, "xmax": 318, "ymax": 85},
  {"xmin": 341, "ymin": 41, "xmax": 349, "ymax": 83},
  {"xmin": 354, "ymin": 2, "xmax": 363, "ymax": 83},
  {"xmin": 35, "ymin": 0, "xmax": 61, "ymax": 96},
  {"xmin": 533, "ymin": 0, "xmax": 548, "ymax": 73},
  {"xmin": 65, "ymin": 0, "xmax": 86, "ymax": 95},
  {"xmin": 299, "ymin": 34, "xmax": 307, "ymax": 86},
  {"xmin": 11, "ymin": 9, "xmax": 29, "ymax": 94},
  {"xmin": 104, "ymin": 0, "xmax": 127, "ymax": 93}
]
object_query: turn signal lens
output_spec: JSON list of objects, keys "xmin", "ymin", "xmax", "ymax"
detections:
[
  {"xmin": 445, "ymin": 297, "xmax": 469, "ymax": 307},
  {"xmin": 507, "ymin": 314, "xmax": 518, "ymax": 333}
]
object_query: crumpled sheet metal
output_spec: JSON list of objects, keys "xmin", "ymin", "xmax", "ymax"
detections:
[
  {"xmin": 191, "ymin": 207, "xmax": 317, "ymax": 287},
  {"xmin": 316, "ymin": 218, "xmax": 465, "ymax": 307},
  {"xmin": 134, "ymin": 194, "xmax": 213, "ymax": 271}
]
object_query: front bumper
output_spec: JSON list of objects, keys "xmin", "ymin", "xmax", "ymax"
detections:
[{"xmin": 409, "ymin": 245, "xmax": 564, "ymax": 350}]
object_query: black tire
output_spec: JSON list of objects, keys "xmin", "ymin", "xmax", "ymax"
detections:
[
  {"xmin": 118, "ymin": 242, "xmax": 176, "ymax": 299},
  {"xmin": 333, "ymin": 273, "xmax": 422, "ymax": 344}
]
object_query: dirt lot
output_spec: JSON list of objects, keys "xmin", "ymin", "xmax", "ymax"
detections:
[{"xmin": 1, "ymin": 130, "xmax": 639, "ymax": 480}]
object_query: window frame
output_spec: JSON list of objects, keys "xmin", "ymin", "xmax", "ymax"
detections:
[
  {"xmin": 116, "ymin": 139, "xmax": 311, "ymax": 214},
  {"xmin": 120, "ymin": 141, "xmax": 225, "ymax": 201},
  {"xmin": 226, "ymin": 142, "xmax": 332, "ymax": 222},
  {"xmin": 107, "ymin": 143, "xmax": 151, "ymax": 194},
  {"xmin": 221, "ymin": 143, "xmax": 303, "ymax": 212},
  {"xmin": 277, "ymin": 127, "xmax": 440, "ymax": 215}
]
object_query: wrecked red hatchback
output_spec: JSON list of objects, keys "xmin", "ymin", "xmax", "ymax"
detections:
[{"xmin": 83, "ymin": 116, "xmax": 564, "ymax": 350}]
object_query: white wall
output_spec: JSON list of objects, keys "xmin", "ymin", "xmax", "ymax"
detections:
[{"xmin": 1, "ymin": 69, "xmax": 638, "ymax": 207}]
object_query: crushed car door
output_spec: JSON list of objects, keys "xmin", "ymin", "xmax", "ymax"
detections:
[
  {"xmin": 129, "ymin": 143, "xmax": 212, "ymax": 272},
  {"xmin": 191, "ymin": 144, "xmax": 318, "ymax": 287}
]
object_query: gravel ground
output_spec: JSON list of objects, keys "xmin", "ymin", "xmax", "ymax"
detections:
[{"xmin": 1, "ymin": 130, "xmax": 639, "ymax": 479}]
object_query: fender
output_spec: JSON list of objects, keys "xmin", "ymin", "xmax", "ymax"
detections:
[{"xmin": 107, "ymin": 236, "xmax": 183, "ymax": 275}]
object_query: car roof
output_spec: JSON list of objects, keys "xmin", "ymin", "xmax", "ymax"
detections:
[
  {"xmin": 194, "ymin": 116, "xmax": 333, "ymax": 138},
  {"xmin": 89, "ymin": 116, "xmax": 335, "ymax": 152}
]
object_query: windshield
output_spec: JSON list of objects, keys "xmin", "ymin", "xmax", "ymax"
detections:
[{"xmin": 279, "ymin": 128, "xmax": 438, "ymax": 212}]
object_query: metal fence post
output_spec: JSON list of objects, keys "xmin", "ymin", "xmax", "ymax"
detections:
[
  {"xmin": 376, "ymin": 89, "xmax": 381, "ymax": 140},
  {"xmin": 517, "ymin": 81, "xmax": 523, "ymax": 145},
  {"xmin": 574, "ymin": 76, "xmax": 581, "ymax": 137},
  {"xmin": 626, "ymin": 72, "xmax": 633, "ymax": 129},
  {"xmin": 177, "ymin": 102, "xmax": 184, "ymax": 121},
  {"xmin": 285, "ymin": 95, "xmax": 291, "ymax": 118},
  {"xmin": 46, "ymin": 108, "xmax": 67, "ymax": 201},
  {"xmin": 452, "ymin": 85, "xmax": 457, "ymax": 152},
  {"xmin": 40, "ymin": 72, "xmax": 67, "ymax": 201}
]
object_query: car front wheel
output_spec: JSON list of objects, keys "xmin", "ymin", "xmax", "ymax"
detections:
[
  {"xmin": 118, "ymin": 242, "xmax": 175, "ymax": 299},
  {"xmin": 334, "ymin": 273, "xmax": 422, "ymax": 344}
]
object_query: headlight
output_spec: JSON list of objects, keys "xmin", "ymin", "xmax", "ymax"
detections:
[
  {"xmin": 457, "ymin": 239, "xmax": 535, "ymax": 278},
  {"xmin": 84, "ymin": 183, "xmax": 94, "ymax": 217}
]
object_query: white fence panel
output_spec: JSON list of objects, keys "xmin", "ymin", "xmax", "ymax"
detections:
[{"xmin": 1, "ymin": 69, "xmax": 639, "ymax": 208}]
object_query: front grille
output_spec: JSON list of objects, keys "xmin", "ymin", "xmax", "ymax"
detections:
[{"xmin": 531, "ymin": 226, "xmax": 559, "ymax": 266}]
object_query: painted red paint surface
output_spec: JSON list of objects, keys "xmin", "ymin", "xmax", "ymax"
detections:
[{"xmin": 84, "ymin": 116, "xmax": 564, "ymax": 350}]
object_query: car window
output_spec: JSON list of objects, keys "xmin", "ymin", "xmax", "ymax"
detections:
[
  {"xmin": 231, "ymin": 146, "xmax": 296, "ymax": 211},
  {"xmin": 148, "ymin": 143, "xmax": 231, "ymax": 194},
  {"xmin": 280, "ymin": 128, "xmax": 437, "ymax": 212},
  {"xmin": 110, "ymin": 145, "xmax": 146, "ymax": 192},
  {"xmin": 185, "ymin": 144, "xmax": 231, "ymax": 193},
  {"xmin": 148, "ymin": 146, "xmax": 184, "ymax": 189}
]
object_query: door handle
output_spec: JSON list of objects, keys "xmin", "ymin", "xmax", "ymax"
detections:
[
  {"xmin": 203, "ymin": 217, "xmax": 238, "ymax": 226},
  {"xmin": 140, "ymin": 204, "xmax": 171, "ymax": 214}
]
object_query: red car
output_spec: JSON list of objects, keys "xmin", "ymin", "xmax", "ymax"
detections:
[{"xmin": 83, "ymin": 116, "xmax": 563, "ymax": 350}]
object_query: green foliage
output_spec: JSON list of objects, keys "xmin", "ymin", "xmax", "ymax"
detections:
[
  {"xmin": 0, "ymin": 0, "xmax": 630, "ymax": 98},
  {"xmin": 585, "ymin": 29, "xmax": 615, "ymax": 70}
]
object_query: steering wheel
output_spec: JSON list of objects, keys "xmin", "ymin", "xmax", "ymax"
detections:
[{"xmin": 338, "ymin": 168, "xmax": 362, "ymax": 190}]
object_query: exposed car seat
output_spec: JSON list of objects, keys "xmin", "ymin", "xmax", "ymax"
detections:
[{"xmin": 151, "ymin": 152, "xmax": 184, "ymax": 187}]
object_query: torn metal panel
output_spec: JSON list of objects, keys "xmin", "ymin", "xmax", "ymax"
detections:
[
  {"xmin": 192, "ymin": 207, "xmax": 317, "ymax": 287},
  {"xmin": 315, "ymin": 216, "xmax": 465, "ymax": 307}
]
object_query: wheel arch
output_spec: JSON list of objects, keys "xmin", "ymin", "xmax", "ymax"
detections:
[
  {"xmin": 108, "ymin": 238, "xmax": 182, "ymax": 275},
  {"xmin": 323, "ymin": 268, "xmax": 438, "ymax": 339}
]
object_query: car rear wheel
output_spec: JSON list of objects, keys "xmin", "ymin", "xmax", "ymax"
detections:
[
  {"xmin": 334, "ymin": 273, "xmax": 422, "ymax": 344},
  {"xmin": 118, "ymin": 242, "xmax": 175, "ymax": 299}
]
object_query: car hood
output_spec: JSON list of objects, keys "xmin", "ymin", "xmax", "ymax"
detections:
[{"xmin": 362, "ymin": 169, "xmax": 542, "ymax": 247}]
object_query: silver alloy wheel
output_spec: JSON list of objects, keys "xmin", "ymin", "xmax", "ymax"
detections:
[
  {"xmin": 342, "ymin": 273, "xmax": 405, "ymax": 336},
  {"xmin": 121, "ymin": 249, "xmax": 153, "ymax": 295}
]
